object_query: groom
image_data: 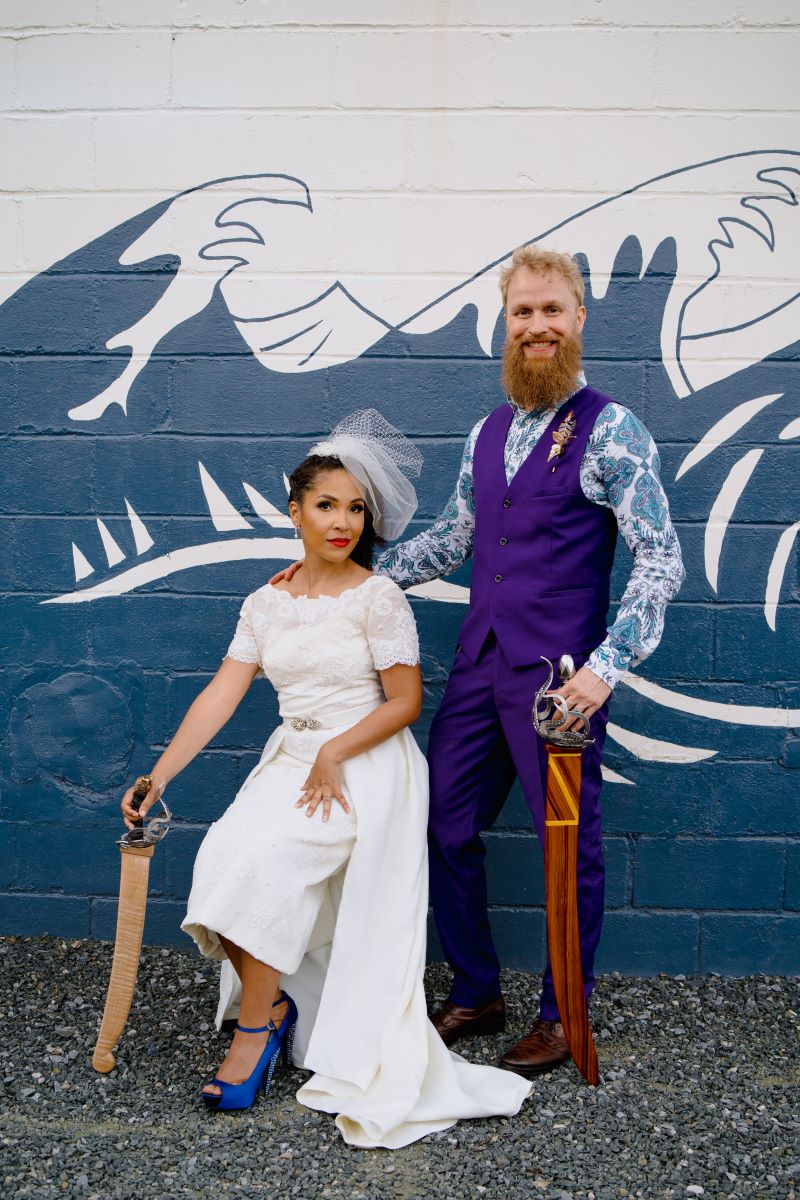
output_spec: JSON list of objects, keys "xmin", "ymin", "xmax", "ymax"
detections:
[{"xmin": 378, "ymin": 245, "xmax": 684, "ymax": 1076}]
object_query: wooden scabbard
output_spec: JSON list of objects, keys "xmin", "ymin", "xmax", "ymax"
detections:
[
  {"xmin": 544, "ymin": 744, "xmax": 599, "ymax": 1086},
  {"xmin": 92, "ymin": 841, "xmax": 154, "ymax": 1073}
]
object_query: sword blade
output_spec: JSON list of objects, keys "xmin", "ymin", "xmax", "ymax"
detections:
[{"xmin": 92, "ymin": 842, "xmax": 154, "ymax": 1074}]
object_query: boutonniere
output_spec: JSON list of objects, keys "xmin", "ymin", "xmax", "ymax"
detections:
[{"xmin": 547, "ymin": 410, "xmax": 577, "ymax": 472}]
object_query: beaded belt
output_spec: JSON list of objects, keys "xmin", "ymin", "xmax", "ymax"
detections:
[{"xmin": 289, "ymin": 716, "xmax": 322, "ymax": 732}]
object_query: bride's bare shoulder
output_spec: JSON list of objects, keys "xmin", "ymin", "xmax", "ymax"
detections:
[
  {"xmin": 270, "ymin": 566, "xmax": 309, "ymax": 597},
  {"xmin": 265, "ymin": 564, "xmax": 374, "ymax": 599}
]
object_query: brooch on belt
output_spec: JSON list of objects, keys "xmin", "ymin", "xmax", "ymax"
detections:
[
  {"xmin": 290, "ymin": 716, "xmax": 321, "ymax": 732},
  {"xmin": 547, "ymin": 409, "xmax": 576, "ymax": 472}
]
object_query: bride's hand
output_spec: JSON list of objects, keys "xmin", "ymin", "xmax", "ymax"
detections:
[
  {"xmin": 296, "ymin": 746, "xmax": 350, "ymax": 822},
  {"xmin": 120, "ymin": 779, "xmax": 159, "ymax": 830}
]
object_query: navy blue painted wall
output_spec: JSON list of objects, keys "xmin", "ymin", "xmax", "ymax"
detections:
[{"xmin": 1, "ymin": 184, "xmax": 798, "ymax": 977}]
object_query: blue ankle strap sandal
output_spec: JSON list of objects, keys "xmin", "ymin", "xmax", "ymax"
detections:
[{"xmin": 202, "ymin": 991, "xmax": 298, "ymax": 1112}]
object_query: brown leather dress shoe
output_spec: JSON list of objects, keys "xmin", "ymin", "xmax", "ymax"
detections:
[
  {"xmin": 431, "ymin": 997, "xmax": 506, "ymax": 1047},
  {"xmin": 498, "ymin": 1018, "xmax": 571, "ymax": 1078}
]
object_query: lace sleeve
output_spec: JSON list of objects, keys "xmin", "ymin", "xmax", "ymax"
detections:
[
  {"xmin": 366, "ymin": 579, "xmax": 420, "ymax": 670},
  {"xmin": 225, "ymin": 595, "xmax": 262, "ymax": 668}
]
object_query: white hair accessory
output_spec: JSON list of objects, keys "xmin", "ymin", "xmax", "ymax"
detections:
[{"xmin": 309, "ymin": 409, "xmax": 423, "ymax": 540}]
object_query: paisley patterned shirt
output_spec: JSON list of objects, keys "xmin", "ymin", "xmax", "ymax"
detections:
[{"xmin": 377, "ymin": 389, "xmax": 684, "ymax": 690}]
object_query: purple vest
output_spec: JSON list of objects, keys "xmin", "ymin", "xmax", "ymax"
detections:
[{"xmin": 458, "ymin": 386, "xmax": 618, "ymax": 668}]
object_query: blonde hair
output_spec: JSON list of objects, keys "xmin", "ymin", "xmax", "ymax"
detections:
[{"xmin": 499, "ymin": 245, "xmax": 585, "ymax": 309}]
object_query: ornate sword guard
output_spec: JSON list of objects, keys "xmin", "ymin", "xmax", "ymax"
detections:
[
  {"xmin": 532, "ymin": 655, "xmax": 595, "ymax": 748},
  {"xmin": 118, "ymin": 787, "xmax": 172, "ymax": 848}
]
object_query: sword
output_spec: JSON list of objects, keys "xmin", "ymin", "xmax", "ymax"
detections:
[
  {"xmin": 532, "ymin": 655, "xmax": 600, "ymax": 1086},
  {"xmin": 92, "ymin": 776, "xmax": 172, "ymax": 1073}
]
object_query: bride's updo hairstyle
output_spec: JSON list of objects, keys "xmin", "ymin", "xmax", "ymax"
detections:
[{"xmin": 288, "ymin": 454, "xmax": 383, "ymax": 569}]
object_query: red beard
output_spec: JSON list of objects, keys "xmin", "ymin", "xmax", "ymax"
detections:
[{"xmin": 501, "ymin": 331, "xmax": 583, "ymax": 411}]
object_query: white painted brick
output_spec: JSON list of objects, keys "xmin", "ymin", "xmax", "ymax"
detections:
[
  {"xmin": 474, "ymin": 0, "xmax": 741, "ymax": 26},
  {"xmin": 93, "ymin": 112, "xmax": 256, "ymax": 191},
  {"xmin": 491, "ymin": 29, "xmax": 659, "ymax": 111},
  {"xmin": 1, "ymin": 0, "xmax": 97, "ymax": 30},
  {"xmin": 261, "ymin": 192, "xmax": 574, "ymax": 277},
  {"xmin": 330, "ymin": 28, "xmax": 675, "ymax": 113},
  {"xmin": 97, "ymin": 0, "xmax": 365, "ymax": 27},
  {"xmin": 736, "ymin": 0, "xmax": 800, "ymax": 26},
  {"xmin": 246, "ymin": 112, "xmax": 426, "ymax": 191},
  {"xmin": 264, "ymin": 111, "xmax": 795, "ymax": 198},
  {"xmin": 97, "ymin": 0, "xmax": 277, "ymax": 27},
  {"xmin": 418, "ymin": 0, "xmax": 743, "ymax": 28},
  {"xmin": 0, "ymin": 115, "xmax": 93, "ymax": 189},
  {"xmin": 18, "ymin": 193, "xmax": 166, "ymax": 275},
  {"xmin": 0, "ymin": 38, "xmax": 16, "ymax": 108},
  {"xmin": 90, "ymin": 0, "xmax": 753, "ymax": 30},
  {"xmin": 17, "ymin": 32, "xmax": 172, "ymax": 110},
  {"xmin": 389, "ymin": 111, "xmax": 799, "ymax": 194},
  {"xmin": 333, "ymin": 30, "xmax": 498, "ymax": 110},
  {"xmin": 19, "ymin": 106, "xmax": 800, "ymax": 208},
  {"xmin": 95, "ymin": 0, "xmax": 516, "ymax": 29},
  {"xmin": 172, "ymin": 30, "xmax": 334, "ymax": 108},
  {"xmin": 654, "ymin": 31, "xmax": 800, "ymax": 110},
  {"xmin": 94, "ymin": 110, "xmax": 468, "ymax": 193},
  {"xmin": 0, "ymin": 198, "xmax": 20, "ymax": 271},
  {"xmin": 575, "ymin": 0, "xmax": 739, "ymax": 26}
]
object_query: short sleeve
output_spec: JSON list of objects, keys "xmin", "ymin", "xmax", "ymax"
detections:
[
  {"xmin": 366, "ymin": 580, "xmax": 420, "ymax": 671},
  {"xmin": 225, "ymin": 594, "xmax": 262, "ymax": 668}
]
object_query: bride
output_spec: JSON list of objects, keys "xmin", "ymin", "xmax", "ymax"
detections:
[{"xmin": 121, "ymin": 410, "xmax": 530, "ymax": 1148}]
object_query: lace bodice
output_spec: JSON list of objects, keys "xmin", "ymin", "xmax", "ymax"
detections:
[{"xmin": 226, "ymin": 575, "xmax": 420, "ymax": 723}]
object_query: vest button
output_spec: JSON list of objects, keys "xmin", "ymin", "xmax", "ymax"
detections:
[
  {"xmin": 495, "ymin": 574, "xmax": 503, "ymax": 582},
  {"xmin": 503, "ymin": 499, "xmax": 511, "ymax": 508},
  {"xmin": 499, "ymin": 537, "xmax": 508, "ymax": 546}
]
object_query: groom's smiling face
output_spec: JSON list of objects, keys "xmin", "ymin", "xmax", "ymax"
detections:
[{"xmin": 502, "ymin": 268, "xmax": 587, "ymax": 411}]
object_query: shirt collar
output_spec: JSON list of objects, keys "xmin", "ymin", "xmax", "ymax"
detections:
[{"xmin": 505, "ymin": 370, "xmax": 587, "ymax": 418}]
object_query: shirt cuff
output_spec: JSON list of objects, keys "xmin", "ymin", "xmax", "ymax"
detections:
[{"xmin": 585, "ymin": 648, "xmax": 626, "ymax": 692}]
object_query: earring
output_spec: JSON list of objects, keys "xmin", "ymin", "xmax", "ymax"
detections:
[{"xmin": 293, "ymin": 524, "xmax": 300, "ymax": 539}]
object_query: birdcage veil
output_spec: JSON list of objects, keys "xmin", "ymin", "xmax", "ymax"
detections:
[{"xmin": 309, "ymin": 409, "xmax": 423, "ymax": 540}]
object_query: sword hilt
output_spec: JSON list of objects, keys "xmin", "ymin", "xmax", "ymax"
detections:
[
  {"xmin": 558, "ymin": 654, "xmax": 576, "ymax": 682},
  {"xmin": 125, "ymin": 775, "xmax": 150, "ymax": 845},
  {"xmin": 120, "ymin": 777, "xmax": 171, "ymax": 848},
  {"xmin": 532, "ymin": 656, "xmax": 595, "ymax": 749}
]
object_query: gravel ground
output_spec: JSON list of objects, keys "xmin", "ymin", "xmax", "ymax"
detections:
[{"xmin": 0, "ymin": 936, "xmax": 798, "ymax": 1200}]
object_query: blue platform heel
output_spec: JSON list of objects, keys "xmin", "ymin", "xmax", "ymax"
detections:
[{"xmin": 202, "ymin": 991, "xmax": 298, "ymax": 1112}]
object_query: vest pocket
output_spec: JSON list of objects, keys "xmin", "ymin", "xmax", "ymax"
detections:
[
  {"xmin": 523, "ymin": 487, "xmax": 570, "ymax": 499},
  {"xmin": 539, "ymin": 584, "xmax": 602, "ymax": 599}
]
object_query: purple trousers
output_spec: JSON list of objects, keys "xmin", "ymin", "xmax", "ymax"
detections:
[{"xmin": 427, "ymin": 634, "xmax": 608, "ymax": 1021}]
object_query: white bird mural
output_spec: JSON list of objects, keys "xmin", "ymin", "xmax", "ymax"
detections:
[
  {"xmin": 8, "ymin": 148, "xmax": 796, "ymax": 754},
  {"xmin": 65, "ymin": 150, "xmax": 800, "ymax": 423}
]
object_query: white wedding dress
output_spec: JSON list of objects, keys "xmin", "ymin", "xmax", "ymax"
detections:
[{"xmin": 182, "ymin": 574, "xmax": 530, "ymax": 1148}]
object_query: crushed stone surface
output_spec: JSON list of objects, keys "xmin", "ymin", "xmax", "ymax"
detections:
[{"xmin": 0, "ymin": 936, "xmax": 798, "ymax": 1199}]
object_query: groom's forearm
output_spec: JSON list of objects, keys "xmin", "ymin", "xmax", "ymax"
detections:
[
  {"xmin": 376, "ymin": 516, "xmax": 473, "ymax": 588},
  {"xmin": 378, "ymin": 423, "xmax": 479, "ymax": 587}
]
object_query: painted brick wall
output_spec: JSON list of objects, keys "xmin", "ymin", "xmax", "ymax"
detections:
[{"xmin": 1, "ymin": 0, "xmax": 798, "ymax": 977}]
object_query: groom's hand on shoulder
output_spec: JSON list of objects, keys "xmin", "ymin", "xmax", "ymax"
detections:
[{"xmin": 268, "ymin": 560, "xmax": 304, "ymax": 586}]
